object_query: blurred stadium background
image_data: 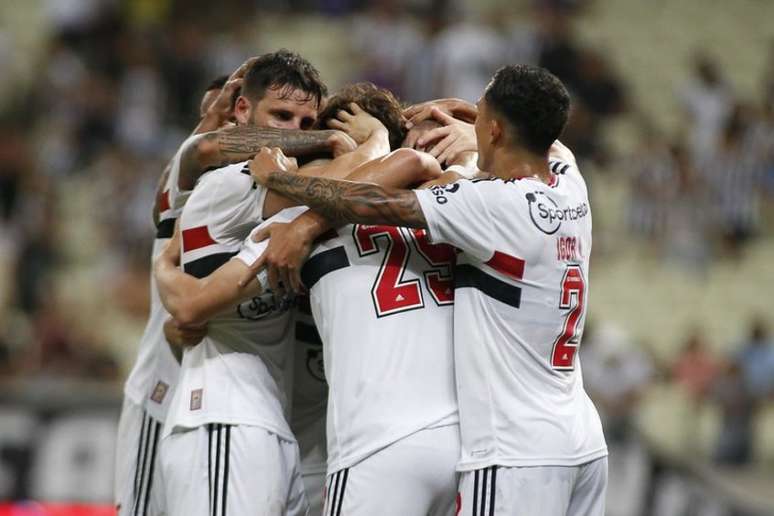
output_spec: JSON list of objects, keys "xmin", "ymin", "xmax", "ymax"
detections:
[{"xmin": 0, "ymin": 0, "xmax": 772, "ymax": 514}]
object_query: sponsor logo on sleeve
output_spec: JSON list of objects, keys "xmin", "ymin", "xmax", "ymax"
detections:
[
  {"xmin": 429, "ymin": 182, "xmax": 460, "ymax": 204},
  {"xmin": 525, "ymin": 191, "xmax": 588, "ymax": 234}
]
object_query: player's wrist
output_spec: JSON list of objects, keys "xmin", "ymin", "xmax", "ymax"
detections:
[{"xmin": 297, "ymin": 211, "xmax": 330, "ymax": 241}]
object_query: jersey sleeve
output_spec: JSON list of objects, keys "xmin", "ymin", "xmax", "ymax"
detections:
[
  {"xmin": 233, "ymin": 206, "xmax": 311, "ymax": 266},
  {"xmin": 414, "ymin": 179, "xmax": 498, "ymax": 262},
  {"xmin": 186, "ymin": 164, "xmax": 268, "ymax": 249},
  {"xmin": 166, "ymin": 138, "xmax": 193, "ymax": 212}
]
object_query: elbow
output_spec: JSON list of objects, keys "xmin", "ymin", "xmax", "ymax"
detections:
[
  {"xmin": 184, "ymin": 133, "xmax": 218, "ymax": 172},
  {"xmin": 170, "ymin": 303, "xmax": 206, "ymax": 328},
  {"xmin": 391, "ymin": 148, "xmax": 440, "ymax": 181}
]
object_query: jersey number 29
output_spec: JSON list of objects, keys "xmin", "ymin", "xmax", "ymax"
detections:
[{"xmin": 354, "ymin": 225, "xmax": 455, "ymax": 317}]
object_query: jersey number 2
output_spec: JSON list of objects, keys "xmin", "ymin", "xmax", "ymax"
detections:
[
  {"xmin": 354, "ymin": 225, "xmax": 455, "ymax": 317},
  {"xmin": 551, "ymin": 265, "xmax": 586, "ymax": 370}
]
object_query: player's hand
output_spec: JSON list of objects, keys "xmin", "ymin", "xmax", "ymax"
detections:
[
  {"xmin": 326, "ymin": 103, "xmax": 388, "ymax": 145},
  {"xmin": 417, "ymin": 109, "xmax": 477, "ymax": 166},
  {"xmin": 237, "ymin": 220, "xmax": 315, "ymax": 294},
  {"xmin": 206, "ymin": 57, "xmax": 257, "ymax": 124},
  {"xmin": 403, "ymin": 119, "xmax": 442, "ymax": 151},
  {"xmin": 163, "ymin": 317, "xmax": 207, "ymax": 348},
  {"xmin": 249, "ymin": 147, "xmax": 298, "ymax": 185},
  {"xmin": 404, "ymin": 98, "xmax": 478, "ymax": 128},
  {"xmin": 326, "ymin": 130, "xmax": 358, "ymax": 158}
]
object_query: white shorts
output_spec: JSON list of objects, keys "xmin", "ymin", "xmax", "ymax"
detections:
[
  {"xmin": 159, "ymin": 423, "xmax": 308, "ymax": 516},
  {"xmin": 457, "ymin": 457, "xmax": 608, "ymax": 516},
  {"xmin": 115, "ymin": 397, "xmax": 164, "ymax": 516},
  {"xmin": 302, "ymin": 470, "xmax": 325, "ymax": 516},
  {"xmin": 323, "ymin": 424, "xmax": 459, "ymax": 516}
]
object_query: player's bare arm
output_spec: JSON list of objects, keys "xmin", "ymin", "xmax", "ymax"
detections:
[
  {"xmin": 192, "ymin": 57, "xmax": 257, "ymax": 135},
  {"xmin": 153, "ymin": 227, "xmax": 265, "ymax": 327},
  {"xmin": 252, "ymin": 148, "xmax": 430, "ymax": 227},
  {"xmin": 152, "ymin": 61, "xmax": 251, "ymax": 225},
  {"xmin": 177, "ymin": 126, "xmax": 352, "ymax": 191},
  {"xmin": 261, "ymin": 104, "xmax": 391, "ymax": 218},
  {"xmin": 404, "ymin": 97, "xmax": 478, "ymax": 127},
  {"xmin": 238, "ymin": 148, "xmax": 441, "ymax": 290}
]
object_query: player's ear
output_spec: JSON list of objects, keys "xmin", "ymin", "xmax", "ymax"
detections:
[
  {"xmin": 233, "ymin": 96, "xmax": 252, "ymax": 125},
  {"xmin": 490, "ymin": 118, "xmax": 503, "ymax": 146}
]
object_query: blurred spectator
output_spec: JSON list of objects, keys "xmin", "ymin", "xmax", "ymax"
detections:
[
  {"xmin": 662, "ymin": 143, "xmax": 713, "ymax": 269},
  {"xmin": 711, "ymin": 359, "xmax": 756, "ymax": 466},
  {"xmin": 735, "ymin": 318, "xmax": 774, "ymax": 400},
  {"xmin": 672, "ymin": 330, "xmax": 719, "ymax": 401},
  {"xmin": 426, "ymin": 8, "xmax": 508, "ymax": 102},
  {"xmin": 701, "ymin": 104, "xmax": 765, "ymax": 257},
  {"xmin": 351, "ymin": 0, "xmax": 422, "ymax": 98},
  {"xmin": 626, "ymin": 123, "xmax": 675, "ymax": 241},
  {"xmin": 0, "ymin": 124, "xmax": 31, "ymax": 223},
  {"xmin": 535, "ymin": 5, "xmax": 625, "ymax": 166},
  {"xmin": 678, "ymin": 53, "xmax": 733, "ymax": 161},
  {"xmin": 581, "ymin": 322, "xmax": 654, "ymax": 442},
  {"xmin": 401, "ymin": 2, "xmax": 454, "ymax": 102}
]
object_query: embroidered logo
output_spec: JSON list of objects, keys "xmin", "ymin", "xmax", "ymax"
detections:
[
  {"xmin": 149, "ymin": 381, "xmax": 169, "ymax": 404},
  {"xmin": 190, "ymin": 388, "xmax": 203, "ymax": 411}
]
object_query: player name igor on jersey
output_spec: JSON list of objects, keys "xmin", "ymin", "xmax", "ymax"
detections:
[
  {"xmin": 123, "ymin": 147, "xmax": 189, "ymax": 421},
  {"xmin": 163, "ymin": 161, "xmax": 296, "ymax": 441},
  {"xmin": 238, "ymin": 207, "xmax": 459, "ymax": 474},
  {"xmin": 415, "ymin": 158, "xmax": 607, "ymax": 470}
]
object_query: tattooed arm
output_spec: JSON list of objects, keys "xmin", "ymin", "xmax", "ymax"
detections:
[
  {"xmin": 261, "ymin": 169, "xmax": 427, "ymax": 229},
  {"xmin": 177, "ymin": 126, "xmax": 349, "ymax": 191}
]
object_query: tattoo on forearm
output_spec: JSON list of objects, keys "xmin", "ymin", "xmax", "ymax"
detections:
[
  {"xmin": 217, "ymin": 126, "xmax": 332, "ymax": 163},
  {"xmin": 266, "ymin": 173, "xmax": 427, "ymax": 228},
  {"xmin": 179, "ymin": 127, "xmax": 334, "ymax": 191}
]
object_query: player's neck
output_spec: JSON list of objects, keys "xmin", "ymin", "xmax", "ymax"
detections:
[{"xmin": 492, "ymin": 148, "xmax": 551, "ymax": 184}]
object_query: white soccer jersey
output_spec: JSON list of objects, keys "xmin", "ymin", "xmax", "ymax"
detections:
[
  {"xmin": 290, "ymin": 296, "xmax": 328, "ymax": 476},
  {"xmin": 124, "ymin": 147, "xmax": 189, "ymax": 421},
  {"xmin": 163, "ymin": 162, "xmax": 296, "ymax": 441},
  {"xmin": 415, "ymin": 157, "xmax": 607, "ymax": 470},
  {"xmin": 238, "ymin": 206, "xmax": 459, "ymax": 474}
]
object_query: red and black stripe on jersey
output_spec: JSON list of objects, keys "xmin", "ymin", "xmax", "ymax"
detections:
[{"xmin": 181, "ymin": 225, "xmax": 238, "ymax": 279}]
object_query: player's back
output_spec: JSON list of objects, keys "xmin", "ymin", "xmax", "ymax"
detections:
[
  {"xmin": 302, "ymin": 220, "xmax": 458, "ymax": 473},
  {"xmin": 163, "ymin": 162, "xmax": 295, "ymax": 441},
  {"xmin": 417, "ymin": 156, "xmax": 607, "ymax": 471}
]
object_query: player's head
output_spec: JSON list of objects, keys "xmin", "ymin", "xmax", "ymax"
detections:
[
  {"xmin": 200, "ymin": 75, "xmax": 229, "ymax": 118},
  {"xmin": 315, "ymin": 82, "xmax": 406, "ymax": 150},
  {"xmin": 475, "ymin": 65, "xmax": 570, "ymax": 171},
  {"xmin": 233, "ymin": 49, "xmax": 327, "ymax": 130}
]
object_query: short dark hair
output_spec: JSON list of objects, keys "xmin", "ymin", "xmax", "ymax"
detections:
[
  {"xmin": 484, "ymin": 65, "xmax": 570, "ymax": 154},
  {"xmin": 206, "ymin": 75, "xmax": 229, "ymax": 92},
  {"xmin": 315, "ymin": 82, "xmax": 406, "ymax": 150},
  {"xmin": 241, "ymin": 49, "xmax": 327, "ymax": 107}
]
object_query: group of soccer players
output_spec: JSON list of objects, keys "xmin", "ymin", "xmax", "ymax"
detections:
[{"xmin": 114, "ymin": 49, "xmax": 608, "ymax": 516}]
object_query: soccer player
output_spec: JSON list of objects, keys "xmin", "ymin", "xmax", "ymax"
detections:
[
  {"xmin": 156, "ymin": 85, "xmax": 417, "ymax": 516},
  {"xmin": 246, "ymin": 65, "xmax": 608, "ymax": 516},
  {"xmin": 157, "ymin": 59, "xmax": 417, "ymax": 516},
  {"xmin": 114, "ymin": 71, "xmax": 237, "ymax": 516}
]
